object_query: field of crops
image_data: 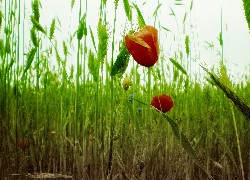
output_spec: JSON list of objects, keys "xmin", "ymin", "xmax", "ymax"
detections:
[{"xmin": 0, "ymin": 0, "xmax": 249, "ymax": 179}]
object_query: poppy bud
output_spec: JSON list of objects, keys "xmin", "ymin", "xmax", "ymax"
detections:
[
  {"xmin": 124, "ymin": 25, "xmax": 159, "ymax": 67},
  {"xmin": 122, "ymin": 76, "xmax": 131, "ymax": 91},
  {"xmin": 151, "ymin": 94, "xmax": 174, "ymax": 113}
]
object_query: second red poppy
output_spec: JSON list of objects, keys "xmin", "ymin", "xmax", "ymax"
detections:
[{"xmin": 151, "ymin": 94, "xmax": 174, "ymax": 113}]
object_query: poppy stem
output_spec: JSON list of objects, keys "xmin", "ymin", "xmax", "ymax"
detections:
[{"xmin": 147, "ymin": 67, "xmax": 152, "ymax": 124}]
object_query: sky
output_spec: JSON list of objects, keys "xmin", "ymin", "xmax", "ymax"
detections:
[{"xmin": 14, "ymin": 0, "xmax": 250, "ymax": 81}]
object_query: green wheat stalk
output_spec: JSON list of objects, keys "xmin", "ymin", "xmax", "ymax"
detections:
[{"xmin": 202, "ymin": 66, "xmax": 250, "ymax": 120}]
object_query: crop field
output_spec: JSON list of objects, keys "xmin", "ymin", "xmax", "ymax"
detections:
[{"xmin": 0, "ymin": 0, "xmax": 249, "ymax": 179}]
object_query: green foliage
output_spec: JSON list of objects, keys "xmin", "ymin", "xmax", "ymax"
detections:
[
  {"xmin": 88, "ymin": 50, "xmax": 99, "ymax": 81},
  {"xmin": 0, "ymin": 39, "xmax": 4, "ymax": 57},
  {"xmin": 102, "ymin": 0, "xmax": 107, "ymax": 6},
  {"xmin": 133, "ymin": 3, "xmax": 146, "ymax": 28},
  {"xmin": 30, "ymin": 27, "xmax": 38, "ymax": 47},
  {"xmin": 63, "ymin": 41, "xmax": 68, "ymax": 57},
  {"xmin": 190, "ymin": 0, "xmax": 193, "ymax": 11},
  {"xmin": 219, "ymin": 32, "xmax": 223, "ymax": 46},
  {"xmin": 97, "ymin": 18, "xmax": 108, "ymax": 65},
  {"xmin": 55, "ymin": 47, "xmax": 62, "ymax": 65},
  {"xmin": 203, "ymin": 66, "xmax": 250, "ymax": 120},
  {"xmin": 32, "ymin": 0, "xmax": 40, "ymax": 22},
  {"xmin": 0, "ymin": 10, "xmax": 3, "ymax": 30},
  {"xmin": 175, "ymin": 0, "xmax": 183, "ymax": 6},
  {"xmin": 49, "ymin": 18, "xmax": 56, "ymax": 40},
  {"xmin": 22, "ymin": 47, "xmax": 37, "ymax": 78},
  {"xmin": 161, "ymin": 26, "xmax": 171, "ymax": 32},
  {"xmin": 5, "ymin": 37, "xmax": 10, "ymax": 54},
  {"xmin": 153, "ymin": 3, "xmax": 162, "ymax": 17},
  {"xmin": 110, "ymin": 41, "xmax": 130, "ymax": 77},
  {"xmin": 169, "ymin": 7, "xmax": 176, "ymax": 16},
  {"xmin": 1, "ymin": 1, "xmax": 249, "ymax": 179},
  {"xmin": 6, "ymin": 57, "xmax": 15, "ymax": 72},
  {"xmin": 77, "ymin": 13, "xmax": 87, "ymax": 40},
  {"xmin": 185, "ymin": 35, "xmax": 190, "ymax": 56},
  {"xmin": 71, "ymin": 0, "xmax": 75, "ymax": 8},
  {"xmin": 183, "ymin": 13, "xmax": 187, "ymax": 23},
  {"xmin": 114, "ymin": 0, "xmax": 119, "ymax": 9},
  {"xmin": 169, "ymin": 58, "xmax": 187, "ymax": 75},
  {"xmin": 123, "ymin": 0, "xmax": 132, "ymax": 22},
  {"xmin": 212, "ymin": 130, "xmax": 237, "ymax": 167},
  {"xmin": 89, "ymin": 27, "xmax": 97, "ymax": 53},
  {"xmin": 219, "ymin": 60, "xmax": 232, "ymax": 87},
  {"xmin": 242, "ymin": 0, "xmax": 250, "ymax": 31},
  {"xmin": 162, "ymin": 114, "xmax": 213, "ymax": 180},
  {"xmin": 31, "ymin": 16, "xmax": 46, "ymax": 34}
]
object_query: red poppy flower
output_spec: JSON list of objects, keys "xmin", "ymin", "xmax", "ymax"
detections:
[
  {"xmin": 151, "ymin": 94, "xmax": 174, "ymax": 113},
  {"xmin": 124, "ymin": 25, "xmax": 159, "ymax": 67}
]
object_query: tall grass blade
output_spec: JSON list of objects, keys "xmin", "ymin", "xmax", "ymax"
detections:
[
  {"xmin": 89, "ymin": 27, "xmax": 97, "ymax": 53},
  {"xmin": 212, "ymin": 130, "xmax": 237, "ymax": 167},
  {"xmin": 63, "ymin": 41, "xmax": 68, "ymax": 57},
  {"xmin": 32, "ymin": 0, "xmax": 40, "ymax": 22},
  {"xmin": 219, "ymin": 60, "xmax": 232, "ymax": 87},
  {"xmin": 133, "ymin": 3, "xmax": 146, "ymax": 28},
  {"xmin": 49, "ymin": 18, "xmax": 56, "ymax": 40},
  {"xmin": 115, "ymin": 0, "xmax": 119, "ymax": 8},
  {"xmin": 30, "ymin": 27, "xmax": 39, "ymax": 47},
  {"xmin": 110, "ymin": 41, "xmax": 130, "ymax": 77},
  {"xmin": 190, "ymin": 0, "xmax": 194, "ymax": 11},
  {"xmin": 0, "ymin": 39, "xmax": 4, "ymax": 57},
  {"xmin": 55, "ymin": 47, "xmax": 62, "ymax": 65},
  {"xmin": 153, "ymin": 3, "xmax": 162, "ymax": 17},
  {"xmin": 77, "ymin": 13, "xmax": 87, "ymax": 40},
  {"xmin": 88, "ymin": 50, "xmax": 99, "ymax": 81},
  {"xmin": 131, "ymin": 97, "xmax": 214, "ymax": 179},
  {"xmin": 71, "ymin": 0, "xmax": 75, "ymax": 8},
  {"xmin": 161, "ymin": 26, "xmax": 171, "ymax": 32},
  {"xmin": 185, "ymin": 35, "xmax": 190, "ymax": 56},
  {"xmin": 202, "ymin": 66, "xmax": 250, "ymax": 120},
  {"xmin": 242, "ymin": 0, "xmax": 250, "ymax": 31},
  {"xmin": 162, "ymin": 113, "xmax": 214, "ymax": 180},
  {"xmin": 31, "ymin": 16, "xmax": 46, "ymax": 35},
  {"xmin": 219, "ymin": 32, "xmax": 223, "ymax": 46},
  {"xmin": 5, "ymin": 37, "xmax": 11, "ymax": 54},
  {"xmin": 170, "ymin": 58, "xmax": 187, "ymax": 75},
  {"xmin": 97, "ymin": 18, "xmax": 108, "ymax": 65},
  {"xmin": 169, "ymin": 7, "xmax": 176, "ymax": 16},
  {"xmin": 22, "ymin": 47, "xmax": 37, "ymax": 79},
  {"xmin": 6, "ymin": 57, "xmax": 15, "ymax": 72},
  {"xmin": 183, "ymin": 12, "xmax": 187, "ymax": 23},
  {"xmin": 175, "ymin": 0, "xmax": 183, "ymax": 4},
  {"xmin": 0, "ymin": 10, "xmax": 3, "ymax": 30},
  {"xmin": 123, "ymin": 0, "xmax": 132, "ymax": 22}
]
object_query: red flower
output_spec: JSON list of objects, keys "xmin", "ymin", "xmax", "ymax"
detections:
[
  {"xmin": 124, "ymin": 25, "xmax": 159, "ymax": 67},
  {"xmin": 151, "ymin": 94, "xmax": 174, "ymax": 113},
  {"xmin": 18, "ymin": 139, "xmax": 29, "ymax": 150}
]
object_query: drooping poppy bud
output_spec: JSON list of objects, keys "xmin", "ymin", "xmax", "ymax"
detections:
[
  {"xmin": 151, "ymin": 94, "xmax": 174, "ymax": 113},
  {"xmin": 122, "ymin": 76, "xmax": 131, "ymax": 91},
  {"xmin": 124, "ymin": 25, "xmax": 159, "ymax": 67}
]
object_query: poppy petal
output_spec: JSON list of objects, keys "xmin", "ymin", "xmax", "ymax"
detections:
[
  {"xmin": 151, "ymin": 94, "xmax": 174, "ymax": 113},
  {"xmin": 125, "ymin": 25, "xmax": 159, "ymax": 67}
]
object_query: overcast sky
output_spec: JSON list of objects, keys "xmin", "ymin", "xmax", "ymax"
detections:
[{"xmin": 20, "ymin": 0, "xmax": 250, "ymax": 80}]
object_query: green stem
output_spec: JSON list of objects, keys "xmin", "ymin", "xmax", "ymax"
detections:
[
  {"xmin": 148, "ymin": 66, "xmax": 152, "ymax": 126},
  {"xmin": 107, "ymin": 3, "xmax": 117, "ymax": 178},
  {"xmin": 230, "ymin": 104, "xmax": 245, "ymax": 180}
]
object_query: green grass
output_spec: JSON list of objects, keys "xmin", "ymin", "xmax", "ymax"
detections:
[{"xmin": 0, "ymin": 0, "xmax": 250, "ymax": 179}]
